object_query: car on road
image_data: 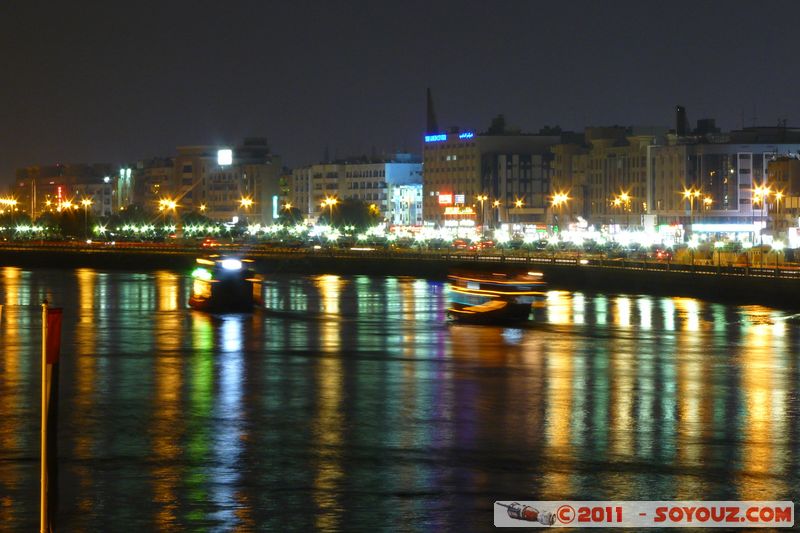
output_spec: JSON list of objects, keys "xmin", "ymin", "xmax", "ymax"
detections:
[
  {"xmin": 469, "ymin": 240, "xmax": 495, "ymax": 251},
  {"xmin": 650, "ymin": 248, "xmax": 673, "ymax": 261}
]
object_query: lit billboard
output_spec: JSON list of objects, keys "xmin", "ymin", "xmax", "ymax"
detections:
[{"xmin": 217, "ymin": 149, "xmax": 233, "ymax": 166}]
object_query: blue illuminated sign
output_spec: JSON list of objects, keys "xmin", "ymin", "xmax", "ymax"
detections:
[
  {"xmin": 459, "ymin": 132, "xmax": 474, "ymax": 139},
  {"xmin": 424, "ymin": 134, "xmax": 447, "ymax": 143}
]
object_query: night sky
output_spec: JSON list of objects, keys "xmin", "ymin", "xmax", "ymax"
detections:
[{"xmin": 2, "ymin": 0, "xmax": 800, "ymax": 184}]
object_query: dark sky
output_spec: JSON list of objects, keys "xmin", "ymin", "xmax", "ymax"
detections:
[{"xmin": 2, "ymin": 0, "xmax": 800, "ymax": 185}]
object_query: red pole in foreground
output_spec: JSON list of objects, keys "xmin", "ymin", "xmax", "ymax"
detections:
[{"xmin": 40, "ymin": 301, "xmax": 62, "ymax": 533}]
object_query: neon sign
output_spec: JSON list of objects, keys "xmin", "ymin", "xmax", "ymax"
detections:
[{"xmin": 426, "ymin": 132, "xmax": 473, "ymax": 142}]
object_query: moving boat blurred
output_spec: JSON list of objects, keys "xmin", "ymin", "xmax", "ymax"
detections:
[{"xmin": 447, "ymin": 271, "xmax": 546, "ymax": 325}]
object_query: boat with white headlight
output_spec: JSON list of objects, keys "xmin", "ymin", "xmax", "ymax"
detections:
[{"xmin": 188, "ymin": 255, "xmax": 263, "ymax": 312}]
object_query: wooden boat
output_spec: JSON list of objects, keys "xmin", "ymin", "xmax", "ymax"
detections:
[
  {"xmin": 188, "ymin": 256, "xmax": 263, "ymax": 312},
  {"xmin": 447, "ymin": 272, "xmax": 545, "ymax": 325}
]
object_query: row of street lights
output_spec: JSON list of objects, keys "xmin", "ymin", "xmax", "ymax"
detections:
[
  {"xmin": 37, "ymin": 197, "xmax": 95, "ymax": 236},
  {"xmin": 681, "ymin": 187, "xmax": 712, "ymax": 237},
  {"xmin": 753, "ymin": 183, "xmax": 786, "ymax": 245},
  {"xmin": 452, "ymin": 193, "xmax": 567, "ymax": 235},
  {"xmin": 0, "ymin": 197, "xmax": 19, "ymax": 215},
  {"xmin": 155, "ymin": 196, "xmax": 255, "ymax": 217}
]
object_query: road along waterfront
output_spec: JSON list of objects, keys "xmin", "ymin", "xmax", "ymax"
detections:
[{"xmin": 1, "ymin": 268, "xmax": 799, "ymax": 530}]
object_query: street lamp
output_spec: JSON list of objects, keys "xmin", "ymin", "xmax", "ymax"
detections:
[
  {"xmin": 491, "ymin": 200, "xmax": 500, "ymax": 227},
  {"xmin": 199, "ymin": 204, "xmax": 207, "ymax": 213},
  {"xmin": 682, "ymin": 188, "xmax": 702, "ymax": 238},
  {"xmin": 476, "ymin": 194, "xmax": 488, "ymax": 238},
  {"xmin": 513, "ymin": 198, "xmax": 524, "ymax": 227},
  {"xmin": 239, "ymin": 197, "xmax": 254, "ymax": 223},
  {"xmin": 322, "ymin": 196, "xmax": 338, "ymax": 225},
  {"xmin": 753, "ymin": 184, "xmax": 771, "ymax": 248},
  {"xmin": 158, "ymin": 198, "xmax": 178, "ymax": 233},
  {"xmin": 752, "ymin": 187, "xmax": 762, "ymax": 246},
  {"xmin": 159, "ymin": 198, "xmax": 177, "ymax": 212},
  {"xmin": 612, "ymin": 191, "xmax": 631, "ymax": 228},
  {"xmin": 774, "ymin": 190, "xmax": 784, "ymax": 239},
  {"xmin": 550, "ymin": 191, "xmax": 570, "ymax": 234},
  {"xmin": 80, "ymin": 198, "xmax": 93, "ymax": 238}
]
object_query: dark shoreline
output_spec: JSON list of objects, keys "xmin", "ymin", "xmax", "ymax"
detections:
[{"xmin": 1, "ymin": 246, "xmax": 799, "ymax": 310}]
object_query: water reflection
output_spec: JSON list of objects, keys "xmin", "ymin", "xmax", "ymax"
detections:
[{"xmin": 0, "ymin": 270, "xmax": 798, "ymax": 530}]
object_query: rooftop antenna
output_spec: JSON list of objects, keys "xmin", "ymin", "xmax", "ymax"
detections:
[{"xmin": 426, "ymin": 88, "xmax": 439, "ymax": 135}]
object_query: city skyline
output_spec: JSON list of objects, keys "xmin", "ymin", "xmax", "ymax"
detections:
[
  {"xmin": 5, "ymin": 3, "xmax": 800, "ymax": 531},
  {"xmin": 3, "ymin": 1, "xmax": 800, "ymax": 184}
]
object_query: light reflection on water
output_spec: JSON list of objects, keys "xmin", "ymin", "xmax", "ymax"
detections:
[{"xmin": 0, "ymin": 267, "xmax": 799, "ymax": 530}]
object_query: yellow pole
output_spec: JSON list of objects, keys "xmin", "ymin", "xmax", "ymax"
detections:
[{"xmin": 40, "ymin": 301, "xmax": 48, "ymax": 532}]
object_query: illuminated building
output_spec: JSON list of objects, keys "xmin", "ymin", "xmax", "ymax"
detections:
[
  {"xmin": 116, "ymin": 166, "xmax": 134, "ymax": 209},
  {"xmin": 290, "ymin": 153, "xmax": 422, "ymax": 223},
  {"xmin": 551, "ymin": 107, "xmax": 800, "ymax": 237},
  {"xmin": 647, "ymin": 119, "xmax": 800, "ymax": 236},
  {"xmin": 290, "ymin": 162, "xmax": 344, "ymax": 219},
  {"xmin": 550, "ymin": 126, "xmax": 665, "ymax": 227},
  {"xmin": 766, "ymin": 156, "xmax": 800, "ymax": 238},
  {"xmin": 132, "ymin": 158, "xmax": 174, "ymax": 209},
  {"xmin": 551, "ymin": 143, "xmax": 588, "ymax": 222},
  {"xmin": 422, "ymin": 115, "xmax": 564, "ymax": 225},
  {"xmin": 389, "ymin": 184, "xmax": 423, "ymax": 225},
  {"xmin": 14, "ymin": 163, "xmax": 116, "ymax": 217},
  {"xmin": 171, "ymin": 138, "xmax": 283, "ymax": 222}
]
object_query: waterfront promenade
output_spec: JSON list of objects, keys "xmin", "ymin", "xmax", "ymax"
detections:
[{"xmin": 1, "ymin": 242, "xmax": 798, "ymax": 307}]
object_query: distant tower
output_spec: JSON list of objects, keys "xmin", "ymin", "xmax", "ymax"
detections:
[{"xmin": 426, "ymin": 88, "xmax": 439, "ymax": 135}]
